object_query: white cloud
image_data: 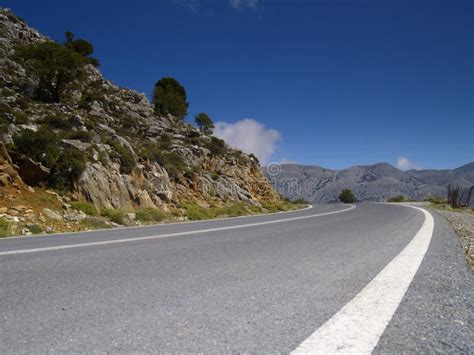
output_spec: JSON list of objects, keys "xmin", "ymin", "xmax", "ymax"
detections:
[
  {"xmin": 214, "ymin": 118, "xmax": 281, "ymax": 165},
  {"xmin": 229, "ymin": 0, "xmax": 259, "ymax": 10},
  {"xmin": 396, "ymin": 157, "xmax": 422, "ymax": 171}
]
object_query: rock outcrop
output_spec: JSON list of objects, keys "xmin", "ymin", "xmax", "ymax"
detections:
[
  {"xmin": 0, "ymin": 8, "xmax": 279, "ymax": 210},
  {"xmin": 0, "ymin": 141, "xmax": 23, "ymax": 187}
]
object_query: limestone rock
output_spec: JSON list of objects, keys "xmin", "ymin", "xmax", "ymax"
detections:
[
  {"xmin": 0, "ymin": 141, "xmax": 24, "ymax": 187},
  {"xmin": 60, "ymin": 139, "xmax": 91, "ymax": 152},
  {"xmin": 42, "ymin": 208, "xmax": 63, "ymax": 221}
]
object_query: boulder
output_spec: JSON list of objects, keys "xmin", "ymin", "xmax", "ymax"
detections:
[
  {"xmin": 64, "ymin": 213, "xmax": 86, "ymax": 222},
  {"xmin": 76, "ymin": 163, "xmax": 132, "ymax": 210},
  {"xmin": 43, "ymin": 208, "xmax": 63, "ymax": 221},
  {"xmin": 60, "ymin": 139, "xmax": 91, "ymax": 152},
  {"xmin": 0, "ymin": 141, "xmax": 24, "ymax": 187}
]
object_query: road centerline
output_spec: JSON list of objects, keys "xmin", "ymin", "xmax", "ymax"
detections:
[
  {"xmin": 291, "ymin": 204, "xmax": 434, "ymax": 354},
  {"xmin": 0, "ymin": 205, "xmax": 356, "ymax": 256}
]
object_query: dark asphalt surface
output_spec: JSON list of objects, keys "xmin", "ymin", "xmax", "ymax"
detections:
[{"xmin": 0, "ymin": 203, "xmax": 472, "ymax": 353}]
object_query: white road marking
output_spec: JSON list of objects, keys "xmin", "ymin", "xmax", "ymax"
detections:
[
  {"xmin": 292, "ymin": 204, "xmax": 434, "ymax": 355},
  {"xmin": 0, "ymin": 205, "xmax": 355, "ymax": 256}
]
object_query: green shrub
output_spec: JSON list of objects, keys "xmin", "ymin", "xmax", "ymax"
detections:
[
  {"xmin": 0, "ymin": 102, "xmax": 14, "ymax": 125},
  {"xmin": 102, "ymin": 209, "xmax": 127, "ymax": 225},
  {"xmin": 158, "ymin": 133, "xmax": 172, "ymax": 150},
  {"xmin": 49, "ymin": 148, "xmax": 87, "ymax": 190},
  {"xmin": 261, "ymin": 200, "xmax": 294, "ymax": 212},
  {"xmin": 219, "ymin": 203, "xmax": 248, "ymax": 217},
  {"xmin": 119, "ymin": 116, "xmax": 140, "ymax": 130},
  {"xmin": 13, "ymin": 111, "xmax": 28, "ymax": 124},
  {"xmin": 107, "ymin": 140, "xmax": 136, "ymax": 174},
  {"xmin": 13, "ymin": 40, "xmax": 88, "ymax": 103},
  {"xmin": 0, "ymin": 217, "xmax": 13, "ymax": 238},
  {"xmin": 16, "ymin": 95, "xmax": 31, "ymax": 110},
  {"xmin": 211, "ymin": 171, "xmax": 220, "ymax": 181},
  {"xmin": 292, "ymin": 198, "xmax": 309, "ymax": 204},
  {"xmin": 160, "ymin": 152, "xmax": 187, "ymax": 179},
  {"xmin": 183, "ymin": 203, "xmax": 215, "ymax": 221},
  {"xmin": 62, "ymin": 130, "xmax": 92, "ymax": 142},
  {"xmin": 79, "ymin": 217, "xmax": 110, "ymax": 230},
  {"xmin": 13, "ymin": 128, "xmax": 60, "ymax": 168},
  {"xmin": 135, "ymin": 207, "xmax": 167, "ymax": 223},
  {"xmin": 206, "ymin": 137, "xmax": 227, "ymax": 155},
  {"xmin": 140, "ymin": 145, "xmax": 186, "ymax": 179},
  {"xmin": 195, "ymin": 113, "xmax": 214, "ymax": 134},
  {"xmin": 426, "ymin": 196, "xmax": 446, "ymax": 204},
  {"xmin": 339, "ymin": 189, "xmax": 356, "ymax": 203},
  {"xmin": 71, "ymin": 201, "xmax": 97, "ymax": 216},
  {"xmin": 387, "ymin": 195, "xmax": 405, "ymax": 203},
  {"xmin": 249, "ymin": 205, "xmax": 263, "ymax": 213},
  {"xmin": 39, "ymin": 115, "xmax": 73, "ymax": 130},
  {"xmin": 152, "ymin": 77, "xmax": 189, "ymax": 120},
  {"xmin": 65, "ymin": 31, "xmax": 99, "ymax": 67},
  {"xmin": 27, "ymin": 224, "xmax": 43, "ymax": 234}
]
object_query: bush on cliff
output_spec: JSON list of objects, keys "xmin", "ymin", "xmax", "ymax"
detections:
[
  {"xmin": 13, "ymin": 128, "xmax": 60, "ymax": 168},
  {"xmin": 14, "ymin": 41, "xmax": 88, "ymax": 103},
  {"xmin": 65, "ymin": 31, "xmax": 99, "ymax": 67},
  {"xmin": 152, "ymin": 77, "xmax": 189, "ymax": 120},
  {"xmin": 49, "ymin": 148, "xmax": 87, "ymax": 191},
  {"xmin": 195, "ymin": 113, "xmax": 214, "ymax": 134},
  {"xmin": 13, "ymin": 129, "xmax": 87, "ymax": 189},
  {"xmin": 206, "ymin": 137, "xmax": 227, "ymax": 155},
  {"xmin": 107, "ymin": 140, "xmax": 136, "ymax": 174}
]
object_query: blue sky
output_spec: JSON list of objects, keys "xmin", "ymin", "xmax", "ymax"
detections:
[{"xmin": 4, "ymin": 0, "xmax": 473, "ymax": 169}]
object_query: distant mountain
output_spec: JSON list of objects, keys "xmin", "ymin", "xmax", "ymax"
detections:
[{"xmin": 264, "ymin": 162, "xmax": 474, "ymax": 203}]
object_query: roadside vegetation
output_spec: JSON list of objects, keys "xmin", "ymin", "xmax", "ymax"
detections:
[
  {"xmin": 339, "ymin": 189, "xmax": 356, "ymax": 203},
  {"xmin": 0, "ymin": 217, "xmax": 13, "ymax": 238},
  {"xmin": 428, "ymin": 197, "xmax": 474, "ymax": 214},
  {"xmin": 0, "ymin": 185, "xmax": 308, "ymax": 237},
  {"xmin": 387, "ymin": 195, "xmax": 405, "ymax": 202}
]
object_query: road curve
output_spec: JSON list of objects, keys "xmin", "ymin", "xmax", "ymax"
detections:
[{"xmin": 0, "ymin": 203, "xmax": 472, "ymax": 353}]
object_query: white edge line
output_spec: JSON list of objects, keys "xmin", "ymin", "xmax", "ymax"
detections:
[
  {"xmin": 0, "ymin": 205, "xmax": 356, "ymax": 256},
  {"xmin": 291, "ymin": 203, "xmax": 435, "ymax": 355},
  {"xmin": 0, "ymin": 204, "xmax": 316, "ymax": 241}
]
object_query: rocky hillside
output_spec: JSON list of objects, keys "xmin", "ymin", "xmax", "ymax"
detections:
[
  {"xmin": 0, "ymin": 8, "xmax": 282, "ymax": 235},
  {"xmin": 265, "ymin": 162, "xmax": 474, "ymax": 203}
]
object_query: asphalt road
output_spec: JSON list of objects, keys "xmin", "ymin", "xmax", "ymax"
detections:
[{"xmin": 0, "ymin": 204, "xmax": 472, "ymax": 353}]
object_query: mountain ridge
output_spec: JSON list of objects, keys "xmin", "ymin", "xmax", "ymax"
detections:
[{"xmin": 265, "ymin": 162, "xmax": 474, "ymax": 203}]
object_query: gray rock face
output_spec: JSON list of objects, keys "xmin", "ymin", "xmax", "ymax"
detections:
[
  {"xmin": 265, "ymin": 162, "xmax": 474, "ymax": 203},
  {"xmin": 0, "ymin": 8, "xmax": 279, "ymax": 211}
]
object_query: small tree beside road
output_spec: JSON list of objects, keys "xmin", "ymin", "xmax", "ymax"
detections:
[{"xmin": 339, "ymin": 189, "xmax": 356, "ymax": 203}]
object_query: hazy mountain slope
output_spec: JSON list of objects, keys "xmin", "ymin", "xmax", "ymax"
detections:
[
  {"xmin": 406, "ymin": 162, "xmax": 474, "ymax": 187},
  {"xmin": 265, "ymin": 162, "xmax": 473, "ymax": 203}
]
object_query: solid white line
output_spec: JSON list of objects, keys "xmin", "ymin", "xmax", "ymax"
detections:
[
  {"xmin": 0, "ymin": 205, "xmax": 356, "ymax": 256},
  {"xmin": 292, "ymin": 204, "xmax": 434, "ymax": 355}
]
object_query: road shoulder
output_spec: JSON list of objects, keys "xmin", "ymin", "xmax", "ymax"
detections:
[{"xmin": 374, "ymin": 209, "xmax": 474, "ymax": 353}]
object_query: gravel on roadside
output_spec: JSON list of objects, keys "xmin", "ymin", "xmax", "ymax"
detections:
[{"xmin": 431, "ymin": 208, "xmax": 474, "ymax": 269}]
